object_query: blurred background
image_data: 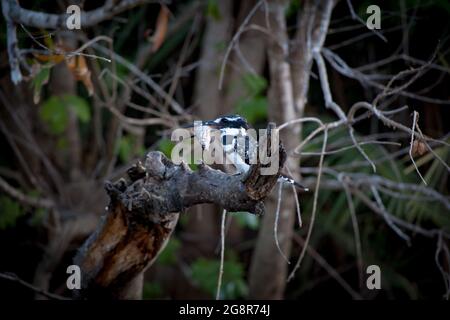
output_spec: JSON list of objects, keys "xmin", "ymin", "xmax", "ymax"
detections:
[{"xmin": 0, "ymin": 0, "xmax": 449, "ymax": 300}]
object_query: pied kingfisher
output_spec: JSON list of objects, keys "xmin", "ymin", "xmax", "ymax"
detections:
[{"xmin": 184, "ymin": 115, "xmax": 308, "ymax": 191}]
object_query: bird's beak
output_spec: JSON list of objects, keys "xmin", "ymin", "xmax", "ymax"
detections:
[
  {"xmin": 180, "ymin": 120, "xmax": 220, "ymax": 129},
  {"xmin": 202, "ymin": 120, "xmax": 221, "ymax": 128}
]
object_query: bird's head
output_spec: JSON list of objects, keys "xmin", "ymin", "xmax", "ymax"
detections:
[
  {"xmin": 181, "ymin": 114, "xmax": 249, "ymax": 130},
  {"xmin": 204, "ymin": 114, "xmax": 249, "ymax": 130}
]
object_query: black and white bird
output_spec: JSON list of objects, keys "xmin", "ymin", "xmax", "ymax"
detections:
[{"xmin": 184, "ymin": 115, "xmax": 308, "ymax": 191}]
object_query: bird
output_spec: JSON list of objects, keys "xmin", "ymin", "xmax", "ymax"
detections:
[{"xmin": 183, "ymin": 114, "xmax": 308, "ymax": 191}]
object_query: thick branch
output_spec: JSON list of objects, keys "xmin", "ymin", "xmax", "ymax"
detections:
[
  {"xmin": 74, "ymin": 133, "xmax": 286, "ymax": 299},
  {"xmin": 2, "ymin": 0, "xmax": 22, "ymax": 84},
  {"xmin": 3, "ymin": 0, "xmax": 156, "ymax": 30}
]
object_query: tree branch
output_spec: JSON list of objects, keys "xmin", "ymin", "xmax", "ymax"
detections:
[
  {"xmin": 0, "ymin": 272, "xmax": 69, "ymax": 300},
  {"xmin": 2, "ymin": 0, "xmax": 22, "ymax": 84},
  {"xmin": 74, "ymin": 130, "xmax": 286, "ymax": 298},
  {"xmin": 3, "ymin": 0, "xmax": 158, "ymax": 30},
  {"xmin": 0, "ymin": 175, "xmax": 54, "ymax": 209}
]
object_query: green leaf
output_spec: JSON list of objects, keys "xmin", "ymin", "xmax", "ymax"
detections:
[
  {"xmin": 56, "ymin": 137, "xmax": 68, "ymax": 150},
  {"xmin": 29, "ymin": 208, "xmax": 47, "ymax": 226},
  {"xmin": 234, "ymin": 212, "xmax": 259, "ymax": 230},
  {"xmin": 285, "ymin": 0, "xmax": 301, "ymax": 18},
  {"xmin": 40, "ymin": 96, "xmax": 69, "ymax": 134},
  {"xmin": 0, "ymin": 196, "xmax": 23, "ymax": 230},
  {"xmin": 142, "ymin": 282, "xmax": 163, "ymax": 299},
  {"xmin": 207, "ymin": 0, "xmax": 221, "ymax": 20},
  {"xmin": 158, "ymin": 237, "xmax": 181, "ymax": 266},
  {"xmin": 64, "ymin": 95, "xmax": 91, "ymax": 123},
  {"xmin": 32, "ymin": 66, "xmax": 50, "ymax": 104},
  {"xmin": 236, "ymin": 96, "xmax": 268, "ymax": 124},
  {"xmin": 158, "ymin": 138, "xmax": 176, "ymax": 158},
  {"xmin": 190, "ymin": 257, "xmax": 248, "ymax": 299},
  {"xmin": 242, "ymin": 74, "xmax": 267, "ymax": 96},
  {"xmin": 118, "ymin": 135, "xmax": 133, "ymax": 163}
]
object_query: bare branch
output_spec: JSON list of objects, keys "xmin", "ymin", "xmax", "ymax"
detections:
[
  {"xmin": 216, "ymin": 209, "xmax": 227, "ymax": 300},
  {"xmin": 218, "ymin": 0, "xmax": 264, "ymax": 90},
  {"xmin": 409, "ymin": 111, "xmax": 427, "ymax": 185},
  {"xmin": 0, "ymin": 272, "xmax": 69, "ymax": 300},
  {"xmin": 2, "ymin": 0, "xmax": 22, "ymax": 84},
  {"xmin": 4, "ymin": 0, "xmax": 158, "ymax": 30},
  {"xmin": 0, "ymin": 175, "xmax": 54, "ymax": 209},
  {"xmin": 288, "ymin": 126, "xmax": 329, "ymax": 282},
  {"xmin": 274, "ymin": 182, "xmax": 290, "ymax": 263},
  {"xmin": 339, "ymin": 174, "xmax": 364, "ymax": 290},
  {"xmin": 293, "ymin": 234, "xmax": 362, "ymax": 300}
]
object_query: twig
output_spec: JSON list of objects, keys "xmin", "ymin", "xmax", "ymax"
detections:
[
  {"xmin": 314, "ymin": 52, "xmax": 346, "ymax": 120},
  {"xmin": 218, "ymin": 0, "xmax": 263, "ymax": 90},
  {"xmin": 91, "ymin": 42, "xmax": 185, "ymax": 115},
  {"xmin": 274, "ymin": 181, "xmax": 290, "ymax": 264},
  {"xmin": 339, "ymin": 174, "xmax": 364, "ymax": 291},
  {"xmin": 0, "ymin": 272, "xmax": 69, "ymax": 300},
  {"xmin": 409, "ymin": 111, "xmax": 427, "ymax": 185},
  {"xmin": 293, "ymin": 234, "xmax": 362, "ymax": 300},
  {"xmin": 216, "ymin": 209, "xmax": 227, "ymax": 300},
  {"xmin": 348, "ymin": 122, "xmax": 377, "ymax": 172},
  {"xmin": 299, "ymin": 140, "xmax": 401, "ymax": 156},
  {"xmin": 285, "ymin": 165, "xmax": 302, "ymax": 228},
  {"xmin": 292, "ymin": 183, "xmax": 302, "ymax": 228},
  {"xmin": 288, "ymin": 126, "xmax": 328, "ymax": 282},
  {"xmin": 346, "ymin": 0, "xmax": 387, "ymax": 42},
  {"xmin": 323, "ymin": 48, "xmax": 450, "ymax": 105},
  {"xmin": 0, "ymin": 176, "xmax": 54, "ymax": 209}
]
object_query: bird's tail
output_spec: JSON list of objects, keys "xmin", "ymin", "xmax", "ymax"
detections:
[{"xmin": 278, "ymin": 175, "xmax": 309, "ymax": 191}]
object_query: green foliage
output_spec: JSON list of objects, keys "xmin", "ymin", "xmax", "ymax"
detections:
[
  {"xmin": 235, "ymin": 74, "xmax": 268, "ymax": 124},
  {"xmin": 233, "ymin": 212, "xmax": 259, "ymax": 230},
  {"xmin": 0, "ymin": 196, "xmax": 23, "ymax": 230},
  {"xmin": 29, "ymin": 207, "xmax": 47, "ymax": 227},
  {"xmin": 190, "ymin": 256, "xmax": 248, "ymax": 299},
  {"xmin": 158, "ymin": 237, "xmax": 181, "ymax": 266},
  {"xmin": 32, "ymin": 66, "xmax": 50, "ymax": 104},
  {"xmin": 64, "ymin": 95, "xmax": 91, "ymax": 123},
  {"xmin": 40, "ymin": 96, "xmax": 69, "ymax": 134},
  {"xmin": 158, "ymin": 138, "xmax": 175, "ymax": 158},
  {"xmin": 118, "ymin": 135, "xmax": 134, "ymax": 163},
  {"xmin": 142, "ymin": 282, "xmax": 163, "ymax": 299},
  {"xmin": 206, "ymin": 0, "xmax": 221, "ymax": 20},
  {"xmin": 40, "ymin": 95, "xmax": 91, "ymax": 134},
  {"xmin": 242, "ymin": 74, "xmax": 267, "ymax": 96},
  {"xmin": 118, "ymin": 134, "xmax": 145, "ymax": 163},
  {"xmin": 236, "ymin": 97, "xmax": 268, "ymax": 124},
  {"xmin": 285, "ymin": 0, "xmax": 301, "ymax": 18}
]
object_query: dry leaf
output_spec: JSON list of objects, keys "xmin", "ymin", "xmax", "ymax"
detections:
[
  {"xmin": 412, "ymin": 140, "xmax": 427, "ymax": 157},
  {"xmin": 66, "ymin": 55, "xmax": 94, "ymax": 96},
  {"xmin": 33, "ymin": 52, "xmax": 66, "ymax": 64},
  {"xmin": 151, "ymin": 5, "xmax": 170, "ymax": 53}
]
